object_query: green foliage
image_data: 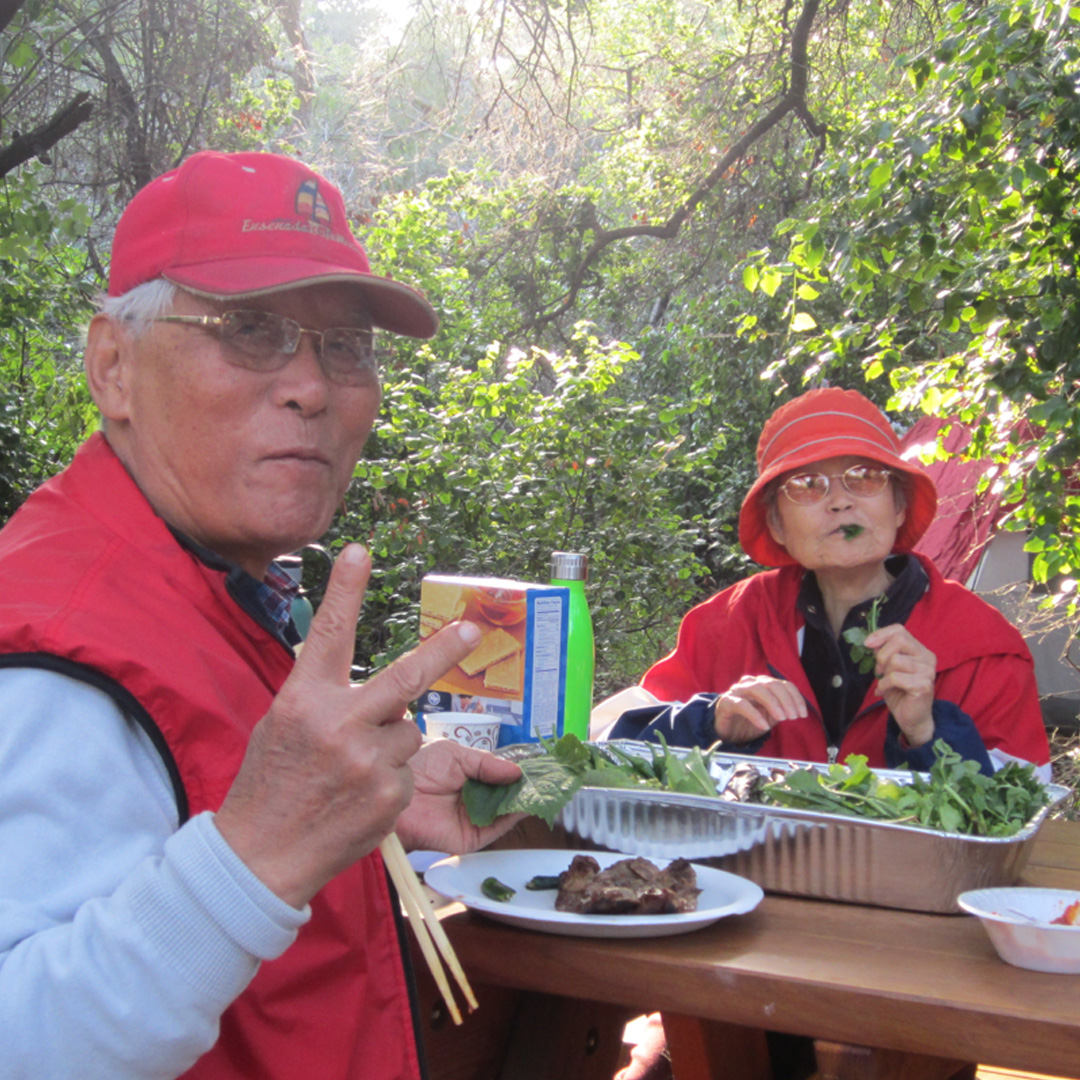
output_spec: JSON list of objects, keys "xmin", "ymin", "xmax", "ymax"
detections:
[
  {"xmin": 757, "ymin": 0, "xmax": 1080, "ymax": 598},
  {"xmin": 0, "ymin": 168, "xmax": 98, "ymax": 503},
  {"xmin": 356, "ymin": 168, "xmax": 791, "ymax": 597},
  {"xmin": 213, "ymin": 79, "xmax": 302, "ymax": 153},
  {"xmin": 0, "ymin": 393, "xmax": 43, "ymax": 521},
  {"xmin": 320, "ymin": 175, "xmax": 763, "ymax": 691},
  {"xmin": 332, "ymin": 318, "xmax": 714, "ymax": 690}
]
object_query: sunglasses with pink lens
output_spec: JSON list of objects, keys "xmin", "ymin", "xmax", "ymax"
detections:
[{"xmin": 779, "ymin": 465, "xmax": 892, "ymax": 505}]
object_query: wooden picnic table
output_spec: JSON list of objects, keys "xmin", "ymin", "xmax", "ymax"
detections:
[{"xmin": 412, "ymin": 819, "xmax": 1080, "ymax": 1080}]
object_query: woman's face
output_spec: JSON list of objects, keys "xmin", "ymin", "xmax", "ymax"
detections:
[{"xmin": 766, "ymin": 455, "xmax": 906, "ymax": 574}]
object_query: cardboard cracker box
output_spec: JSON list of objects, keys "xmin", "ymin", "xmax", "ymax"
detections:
[{"xmin": 417, "ymin": 574, "xmax": 569, "ymax": 747}]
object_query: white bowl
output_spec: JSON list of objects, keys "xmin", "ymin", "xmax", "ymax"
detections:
[
  {"xmin": 957, "ymin": 887, "xmax": 1080, "ymax": 974},
  {"xmin": 422, "ymin": 712, "xmax": 502, "ymax": 752}
]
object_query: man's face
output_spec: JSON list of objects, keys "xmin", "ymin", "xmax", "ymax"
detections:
[{"xmin": 100, "ymin": 283, "xmax": 381, "ymax": 577}]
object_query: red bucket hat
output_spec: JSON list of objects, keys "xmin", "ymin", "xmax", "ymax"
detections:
[
  {"xmin": 107, "ymin": 150, "xmax": 438, "ymax": 339},
  {"xmin": 738, "ymin": 387, "xmax": 938, "ymax": 567}
]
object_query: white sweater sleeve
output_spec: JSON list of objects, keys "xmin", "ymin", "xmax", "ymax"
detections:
[{"xmin": 0, "ymin": 668, "xmax": 310, "ymax": 1080}]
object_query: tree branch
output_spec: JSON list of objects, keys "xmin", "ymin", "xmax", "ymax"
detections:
[
  {"xmin": 272, "ymin": 0, "xmax": 316, "ymax": 124},
  {"xmin": 0, "ymin": 92, "xmax": 93, "ymax": 179},
  {"xmin": 529, "ymin": 0, "xmax": 824, "ymax": 331},
  {"xmin": 85, "ymin": 27, "xmax": 153, "ymax": 189}
]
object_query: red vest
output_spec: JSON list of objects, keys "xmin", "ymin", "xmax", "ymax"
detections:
[{"xmin": 0, "ymin": 434, "xmax": 424, "ymax": 1080}]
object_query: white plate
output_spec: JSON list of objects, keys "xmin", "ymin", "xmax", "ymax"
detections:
[
  {"xmin": 407, "ymin": 850, "xmax": 450, "ymax": 874},
  {"xmin": 424, "ymin": 849, "xmax": 764, "ymax": 938}
]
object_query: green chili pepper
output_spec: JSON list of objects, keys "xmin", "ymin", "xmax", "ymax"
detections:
[
  {"xmin": 525, "ymin": 874, "xmax": 562, "ymax": 891},
  {"xmin": 481, "ymin": 876, "xmax": 516, "ymax": 902}
]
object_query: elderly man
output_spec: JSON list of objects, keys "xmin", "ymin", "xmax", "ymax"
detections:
[{"xmin": 0, "ymin": 151, "xmax": 521, "ymax": 1080}]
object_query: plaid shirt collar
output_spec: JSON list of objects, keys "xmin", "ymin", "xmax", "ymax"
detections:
[
  {"xmin": 169, "ymin": 527, "xmax": 301, "ymax": 645},
  {"xmin": 257, "ymin": 562, "xmax": 301, "ymax": 639}
]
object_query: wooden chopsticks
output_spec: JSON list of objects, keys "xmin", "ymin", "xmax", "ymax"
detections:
[{"xmin": 379, "ymin": 833, "xmax": 478, "ymax": 1025}]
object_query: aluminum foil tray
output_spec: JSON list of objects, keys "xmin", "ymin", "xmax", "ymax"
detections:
[{"xmin": 553, "ymin": 741, "xmax": 1070, "ymax": 914}]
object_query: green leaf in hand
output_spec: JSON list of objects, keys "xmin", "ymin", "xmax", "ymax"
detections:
[
  {"xmin": 461, "ymin": 733, "xmax": 722, "ymax": 828},
  {"xmin": 462, "ymin": 755, "xmax": 588, "ymax": 828},
  {"xmin": 842, "ymin": 593, "xmax": 887, "ymax": 674}
]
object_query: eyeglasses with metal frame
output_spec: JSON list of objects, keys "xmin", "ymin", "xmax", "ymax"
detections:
[
  {"xmin": 778, "ymin": 464, "xmax": 893, "ymax": 505},
  {"xmin": 153, "ymin": 309, "xmax": 377, "ymax": 385}
]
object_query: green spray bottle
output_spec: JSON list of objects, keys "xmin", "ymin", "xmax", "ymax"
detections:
[{"xmin": 550, "ymin": 551, "xmax": 595, "ymax": 740}]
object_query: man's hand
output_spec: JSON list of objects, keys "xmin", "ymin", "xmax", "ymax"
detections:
[
  {"xmin": 864, "ymin": 624, "xmax": 937, "ymax": 749},
  {"xmin": 712, "ymin": 674, "xmax": 807, "ymax": 745},
  {"xmin": 396, "ymin": 739, "xmax": 523, "ymax": 854},
  {"xmin": 215, "ymin": 544, "xmax": 483, "ymax": 909}
]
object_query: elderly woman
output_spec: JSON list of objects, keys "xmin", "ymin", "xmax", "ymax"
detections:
[{"xmin": 610, "ymin": 387, "xmax": 1051, "ymax": 778}]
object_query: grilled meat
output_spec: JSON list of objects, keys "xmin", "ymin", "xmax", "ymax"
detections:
[
  {"xmin": 555, "ymin": 854, "xmax": 701, "ymax": 915},
  {"xmin": 718, "ymin": 763, "xmax": 787, "ymax": 802}
]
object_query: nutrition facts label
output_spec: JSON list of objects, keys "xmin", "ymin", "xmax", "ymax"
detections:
[{"xmin": 528, "ymin": 594, "xmax": 566, "ymax": 737}]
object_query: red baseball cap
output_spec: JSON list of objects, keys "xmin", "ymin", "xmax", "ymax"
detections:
[
  {"xmin": 738, "ymin": 387, "xmax": 938, "ymax": 567},
  {"xmin": 107, "ymin": 150, "xmax": 438, "ymax": 339}
]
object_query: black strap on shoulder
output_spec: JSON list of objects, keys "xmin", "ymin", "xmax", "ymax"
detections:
[
  {"xmin": 0, "ymin": 652, "xmax": 189, "ymax": 823},
  {"xmin": 383, "ymin": 860, "xmax": 431, "ymax": 1080}
]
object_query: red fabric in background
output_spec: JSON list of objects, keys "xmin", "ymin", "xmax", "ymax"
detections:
[{"xmin": 901, "ymin": 417, "xmax": 1008, "ymax": 585}]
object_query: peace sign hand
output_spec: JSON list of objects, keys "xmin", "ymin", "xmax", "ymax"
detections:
[{"xmin": 215, "ymin": 544, "xmax": 487, "ymax": 909}]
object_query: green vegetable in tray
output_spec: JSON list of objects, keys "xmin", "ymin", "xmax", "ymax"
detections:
[
  {"xmin": 462, "ymin": 733, "xmax": 719, "ymax": 827},
  {"xmin": 480, "ymin": 876, "xmax": 516, "ymax": 902},
  {"xmin": 463, "ymin": 735, "xmax": 1050, "ymax": 840},
  {"xmin": 760, "ymin": 740, "xmax": 1050, "ymax": 837}
]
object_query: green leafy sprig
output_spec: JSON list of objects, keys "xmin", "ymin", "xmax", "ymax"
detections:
[{"xmin": 842, "ymin": 593, "xmax": 887, "ymax": 674}]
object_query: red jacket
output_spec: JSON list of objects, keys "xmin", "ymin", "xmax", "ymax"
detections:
[
  {"xmin": 641, "ymin": 555, "xmax": 1050, "ymax": 767},
  {"xmin": 0, "ymin": 434, "xmax": 423, "ymax": 1080}
]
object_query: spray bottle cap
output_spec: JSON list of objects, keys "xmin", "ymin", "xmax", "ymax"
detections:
[{"xmin": 550, "ymin": 551, "xmax": 588, "ymax": 581}]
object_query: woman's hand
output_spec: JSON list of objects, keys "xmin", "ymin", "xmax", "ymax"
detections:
[
  {"xmin": 863, "ymin": 624, "xmax": 936, "ymax": 748},
  {"xmin": 712, "ymin": 675, "xmax": 807, "ymax": 744}
]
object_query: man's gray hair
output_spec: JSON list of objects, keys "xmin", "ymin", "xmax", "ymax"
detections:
[{"xmin": 97, "ymin": 280, "xmax": 179, "ymax": 337}]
